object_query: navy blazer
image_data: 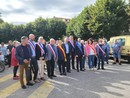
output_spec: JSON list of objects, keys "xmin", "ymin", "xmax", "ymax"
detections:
[
  {"xmin": 75, "ymin": 42, "xmax": 84, "ymax": 57},
  {"xmin": 68, "ymin": 41, "xmax": 75, "ymax": 55},
  {"xmin": 15, "ymin": 44, "xmax": 32, "ymax": 65},
  {"xmin": 57, "ymin": 46, "xmax": 65, "ymax": 61}
]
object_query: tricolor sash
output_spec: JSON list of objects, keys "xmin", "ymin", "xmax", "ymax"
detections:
[
  {"xmin": 76, "ymin": 42, "xmax": 83, "ymax": 53},
  {"xmin": 36, "ymin": 42, "xmax": 45, "ymax": 56},
  {"xmin": 48, "ymin": 44, "xmax": 56, "ymax": 59},
  {"xmin": 96, "ymin": 44, "xmax": 105, "ymax": 54},
  {"xmin": 28, "ymin": 40, "xmax": 35, "ymax": 50}
]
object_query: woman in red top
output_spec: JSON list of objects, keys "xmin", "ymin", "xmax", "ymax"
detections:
[{"xmin": 11, "ymin": 41, "xmax": 20, "ymax": 80}]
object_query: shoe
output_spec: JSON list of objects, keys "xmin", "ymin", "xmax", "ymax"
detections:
[
  {"xmin": 22, "ymin": 85, "xmax": 27, "ymax": 89},
  {"xmin": 113, "ymin": 62, "xmax": 116, "ymax": 64},
  {"xmin": 52, "ymin": 75, "xmax": 57, "ymax": 77},
  {"xmin": 80, "ymin": 69, "xmax": 85, "ymax": 71},
  {"xmin": 60, "ymin": 73, "xmax": 63, "ymax": 75},
  {"xmin": 77, "ymin": 70, "xmax": 79, "ymax": 72},
  {"xmin": 16, "ymin": 75, "xmax": 19, "ymax": 77},
  {"xmin": 97, "ymin": 68, "xmax": 100, "ymax": 70},
  {"xmin": 34, "ymin": 79, "xmax": 41, "ymax": 83},
  {"xmin": 107, "ymin": 62, "xmax": 109, "ymax": 64},
  {"xmin": 102, "ymin": 68, "xmax": 105, "ymax": 70},
  {"xmin": 49, "ymin": 76, "xmax": 53, "ymax": 79},
  {"xmin": 27, "ymin": 82, "xmax": 34, "ymax": 86},
  {"xmin": 119, "ymin": 62, "xmax": 122, "ymax": 65},
  {"xmin": 41, "ymin": 77, "xmax": 46, "ymax": 81},
  {"xmin": 67, "ymin": 71, "xmax": 71, "ymax": 73},
  {"xmin": 63, "ymin": 73, "xmax": 67, "ymax": 76},
  {"xmin": 29, "ymin": 80, "xmax": 35, "ymax": 84},
  {"xmin": 13, "ymin": 77, "xmax": 19, "ymax": 80}
]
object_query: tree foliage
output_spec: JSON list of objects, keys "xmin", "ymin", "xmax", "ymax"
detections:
[
  {"xmin": 0, "ymin": 17, "xmax": 67, "ymax": 42},
  {"xmin": 67, "ymin": 0, "xmax": 129, "ymax": 40}
]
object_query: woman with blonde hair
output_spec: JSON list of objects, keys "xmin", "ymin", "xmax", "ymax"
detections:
[{"xmin": 11, "ymin": 41, "xmax": 20, "ymax": 80}]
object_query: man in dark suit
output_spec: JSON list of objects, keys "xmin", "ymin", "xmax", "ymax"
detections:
[
  {"xmin": 45, "ymin": 38, "xmax": 58, "ymax": 79},
  {"xmin": 57, "ymin": 40, "xmax": 67, "ymax": 75},
  {"xmin": 68, "ymin": 35, "xmax": 75, "ymax": 69},
  {"xmin": 62, "ymin": 37, "xmax": 71, "ymax": 73},
  {"xmin": 75, "ymin": 38, "xmax": 84, "ymax": 72}
]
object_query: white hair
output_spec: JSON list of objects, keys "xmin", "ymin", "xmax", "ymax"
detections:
[{"xmin": 38, "ymin": 36, "xmax": 43, "ymax": 41}]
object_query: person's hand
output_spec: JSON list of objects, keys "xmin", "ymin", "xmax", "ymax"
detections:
[
  {"xmin": 75, "ymin": 55, "xmax": 78, "ymax": 58},
  {"xmin": 40, "ymin": 57, "xmax": 44, "ymax": 60},
  {"xmin": 82, "ymin": 55, "xmax": 85, "ymax": 58},
  {"xmin": 23, "ymin": 59, "xmax": 29, "ymax": 64},
  {"xmin": 104, "ymin": 53, "xmax": 106, "ymax": 57},
  {"xmin": 119, "ymin": 50, "xmax": 122, "ymax": 53}
]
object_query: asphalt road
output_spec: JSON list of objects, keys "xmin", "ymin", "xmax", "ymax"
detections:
[{"xmin": 0, "ymin": 61, "xmax": 130, "ymax": 98}]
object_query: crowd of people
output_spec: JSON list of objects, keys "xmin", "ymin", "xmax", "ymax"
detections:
[{"xmin": 0, "ymin": 34, "xmax": 122, "ymax": 89}]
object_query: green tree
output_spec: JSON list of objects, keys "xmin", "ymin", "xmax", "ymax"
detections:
[{"xmin": 67, "ymin": 0, "xmax": 129, "ymax": 40}]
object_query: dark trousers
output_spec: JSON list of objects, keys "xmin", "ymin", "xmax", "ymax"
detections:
[
  {"xmin": 58, "ymin": 60, "xmax": 66, "ymax": 74},
  {"xmin": 71, "ymin": 52, "xmax": 75, "ymax": 69},
  {"xmin": 46, "ymin": 58, "xmax": 55, "ymax": 77},
  {"xmin": 82, "ymin": 56, "xmax": 86, "ymax": 69},
  {"xmin": 8, "ymin": 54, "xmax": 11, "ymax": 67},
  {"xmin": 76, "ymin": 56, "xmax": 82, "ymax": 71},
  {"xmin": 98, "ymin": 55, "xmax": 104, "ymax": 69},
  {"xmin": 94, "ymin": 56, "xmax": 97, "ymax": 68},
  {"xmin": 66, "ymin": 54, "xmax": 70, "ymax": 72},
  {"xmin": 29, "ymin": 57, "xmax": 38, "ymax": 81},
  {"xmin": 13, "ymin": 66, "xmax": 19, "ymax": 77},
  {"xmin": 105, "ymin": 53, "xmax": 109, "ymax": 64}
]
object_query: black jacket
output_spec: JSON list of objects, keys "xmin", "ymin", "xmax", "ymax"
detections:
[
  {"xmin": 35, "ymin": 44, "xmax": 47, "ymax": 60},
  {"xmin": 68, "ymin": 41, "xmax": 75, "ymax": 55},
  {"xmin": 57, "ymin": 46, "xmax": 65, "ymax": 61}
]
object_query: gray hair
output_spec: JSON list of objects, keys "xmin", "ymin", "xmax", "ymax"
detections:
[
  {"xmin": 21, "ymin": 36, "xmax": 28, "ymax": 42},
  {"xmin": 38, "ymin": 36, "xmax": 43, "ymax": 41}
]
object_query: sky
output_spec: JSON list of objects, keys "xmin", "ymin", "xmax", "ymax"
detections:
[
  {"xmin": 0, "ymin": 0, "xmax": 97, "ymax": 24},
  {"xmin": 0, "ymin": 0, "xmax": 129, "ymax": 24}
]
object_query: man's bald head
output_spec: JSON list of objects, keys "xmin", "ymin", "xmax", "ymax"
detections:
[{"xmin": 29, "ymin": 34, "xmax": 35, "ymax": 41}]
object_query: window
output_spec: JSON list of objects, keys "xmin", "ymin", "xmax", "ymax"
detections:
[{"xmin": 117, "ymin": 38, "xmax": 126, "ymax": 46}]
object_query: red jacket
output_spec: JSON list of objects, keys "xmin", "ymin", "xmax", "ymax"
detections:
[{"xmin": 11, "ymin": 47, "xmax": 18, "ymax": 66}]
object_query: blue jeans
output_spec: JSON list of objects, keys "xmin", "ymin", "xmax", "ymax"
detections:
[
  {"xmin": 88, "ymin": 55, "xmax": 95, "ymax": 69},
  {"xmin": 82, "ymin": 56, "xmax": 86, "ymax": 69}
]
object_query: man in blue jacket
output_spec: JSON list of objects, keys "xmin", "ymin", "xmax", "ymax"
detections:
[
  {"xmin": 15, "ymin": 36, "xmax": 33, "ymax": 89},
  {"xmin": 75, "ymin": 38, "xmax": 84, "ymax": 72}
]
